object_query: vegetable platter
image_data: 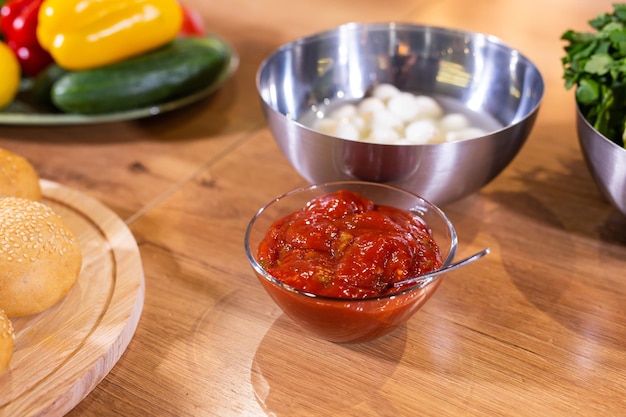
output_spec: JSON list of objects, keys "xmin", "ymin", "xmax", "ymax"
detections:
[{"xmin": 0, "ymin": 0, "xmax": 238, "ymax": 125}]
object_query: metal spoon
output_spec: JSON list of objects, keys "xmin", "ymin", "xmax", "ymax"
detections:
[{"xmin": 393, "ymin": 247, "xmax": 491, "ymax": 288}]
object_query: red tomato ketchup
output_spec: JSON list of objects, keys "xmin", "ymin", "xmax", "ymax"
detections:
[{"xmin": 257, "ymin": 190, "xmax": 443, "ymax": 298}]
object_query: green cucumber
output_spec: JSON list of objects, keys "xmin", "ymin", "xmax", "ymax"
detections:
[
  {"xmin": 51, "ymin": 36, "xmax": 229, "ymax": 114},
  {"xmin": 32, "ymin": 64, "xmax": 69, "ymax": 108}
]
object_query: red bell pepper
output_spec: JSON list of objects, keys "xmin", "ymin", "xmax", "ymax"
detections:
[
  {"xmin": 0, "ymin": 0, "xmax": 52, "ymax": 76},
  {"xmin": 179, "ymin": 3, "xmax": 206, "ymax": 37}
]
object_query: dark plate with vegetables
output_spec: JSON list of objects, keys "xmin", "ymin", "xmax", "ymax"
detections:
[{"xmin": 0, "ymin": 34, "xmax": 239, "ymax": 125}]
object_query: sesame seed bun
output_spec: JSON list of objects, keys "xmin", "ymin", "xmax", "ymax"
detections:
[
  {"xmin": 0, "ymin": 197, "xmax": 82, "ymax": 318},
  {"xmin": 0, "ymin": 148, "xmax": 42, "ymax": 201},
  {"xmin": 0, "ymin": 309, "xmax": 14, "ymax": 376}
]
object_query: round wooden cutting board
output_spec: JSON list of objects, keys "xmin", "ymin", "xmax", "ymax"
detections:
[{"xmin": 0, "ymin": 180, "xmax": 145, "ymax": 417}]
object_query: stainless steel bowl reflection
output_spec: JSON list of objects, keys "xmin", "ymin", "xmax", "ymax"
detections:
[
  {"xmin": 257, "ymin": 22, "xmax": 544, "ymax": 205},
  {"xmin": 576, "ymin": 103, "xmax": 626, "ymax": 215}
]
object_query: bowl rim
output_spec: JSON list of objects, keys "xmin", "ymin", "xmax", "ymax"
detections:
[
  {"xmin": 244, "ymin": 180, "xmax": 459, "ymax": 301},
  {"xmin": 256, "ymin": 21, "xmax": 545, "ymax": 147},
  {"xmin": 257, "ymin": 21, "xmax": 536, "ymax": 70}
]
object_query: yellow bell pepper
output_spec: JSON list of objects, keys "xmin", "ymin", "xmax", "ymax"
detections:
[
  {"xmin": 37, "ymin": 0, "xmax": 183, "ymax": 70},
  {"xmin": 0, "ymin": 41, "xmax": 20, "ymax": 109}
]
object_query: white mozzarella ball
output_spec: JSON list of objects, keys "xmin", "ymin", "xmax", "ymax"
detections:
[
  {"xmin": 330, "ymin": 104, "xmax": 357, "ymax": 120},
  {"xmin": 305, "ymin": 87, "xmax": 484, "ymax": 146},
  {"xmin": 439, "ymin": 113, "xmax": 470, "ymax": 133},
  {"xmin": 387, "ymin": 92, "xmax": 420, "ymax": 121},
  {"xmin": 333, "ymin": 121, "xmax": 360, "ymax": 141},
  {"xmin": 371, "ymin": 83, "xmax": 400, "ymax": 101},
  {"xmin": 405, "ymin": 119, "xmax": 441, "ymax": 144},
  {"xmin": 350, "ymin": 115, "xmax": 367, "ymax": 131},
  {"xmin": 313, "ymin": 118, "xmax": 338, "ymax": 135},
  {"xmin": 414, "ymin": 95, "xmax": 443, "ymax": 119},
  {"xmin": 444, "ymin": 131, "xmax": 463, "ymax": 142},
  {"xmin": 370, "ymin": 109, "xmax": 403, "ymax": 130},
  {"xmin": 445, "ymin": 127, "xmax": 486, "ymax": 142},
  {"xmin": 357, "ymin": 97, "xmax": 386, "ymax": 115},
  {"xmin": 367, "ymin": 127, "xmax": 401, "ymax": 144}
]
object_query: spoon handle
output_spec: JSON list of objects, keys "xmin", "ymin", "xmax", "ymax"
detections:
[{"xmin": 393, "ymin": 247, "xmax": 491, "ymax": 288}]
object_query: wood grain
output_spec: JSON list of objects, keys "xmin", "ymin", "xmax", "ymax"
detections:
[
  {"xmin": 0, "ymin": 0, "xmax": 624, "ymax": 416},
  {"xmin": 0, "ymin": 180, "xmax": 144, "ymax": 417}
]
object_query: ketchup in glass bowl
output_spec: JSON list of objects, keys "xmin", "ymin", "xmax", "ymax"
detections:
[{"xmin": 244, "ymin": 181, "xmax": 457, "ymax": 343}]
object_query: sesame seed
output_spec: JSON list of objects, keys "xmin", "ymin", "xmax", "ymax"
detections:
[{"xmin": 0, "ymin": 197, "xmax": 79, "ymax": 267}]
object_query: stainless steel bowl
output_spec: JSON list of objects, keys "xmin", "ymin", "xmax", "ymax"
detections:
[
  {"xmin": 257, "ymin": 22, "xmax": 544, "ymax": 205},
  {"xmin": 576, "ymin": 103, "xmax": 626, "ymax": 215}
]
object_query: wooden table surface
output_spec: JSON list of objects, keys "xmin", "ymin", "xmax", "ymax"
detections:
[{"xmin": 1, "ymin": 0, "xmax": 625, "ymax": 415}]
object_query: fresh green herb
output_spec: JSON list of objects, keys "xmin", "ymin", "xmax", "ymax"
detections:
[{"xmin": 561, "ymin": 3, "xmax": 626, "ymax": 148}]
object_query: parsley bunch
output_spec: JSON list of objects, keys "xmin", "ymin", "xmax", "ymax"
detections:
[{"xmin": 562, "ymin": 3, "xmax": 626, "ymax": 148}]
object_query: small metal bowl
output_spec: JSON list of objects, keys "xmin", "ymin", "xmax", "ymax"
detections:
[
  {"xmin": 257, "ymin": 22, "xmax": 544, "ymax": 205},
  {"xmin": 576, "ymin": 103, "xmax": 626, "ymax": 215}
]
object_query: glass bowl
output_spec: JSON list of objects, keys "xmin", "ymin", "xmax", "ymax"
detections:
[{"xmin": 244, "ymin": 181, "xmax": 457, "ymax": 343}]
